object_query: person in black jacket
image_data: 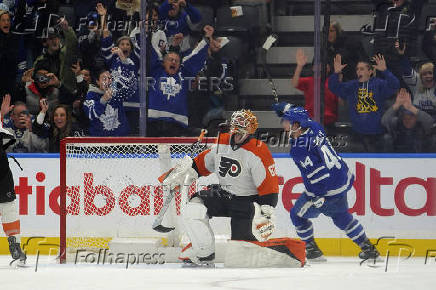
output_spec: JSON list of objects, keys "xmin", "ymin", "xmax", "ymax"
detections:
[
  {"xmin": 33, "ymin": 103, "xmax": 85, "ymax": 153},
  {"xmin": 326, "ymin": 21, "xmax": 368, "ymax": 81},
  {"xmin": 371, "ymin": 0, "xmax": 424, "ymax": 80}
]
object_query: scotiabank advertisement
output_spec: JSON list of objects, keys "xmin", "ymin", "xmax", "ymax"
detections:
[{"xmin": 4, "ymin": 154, "xmax": 436, "ymax": 240}]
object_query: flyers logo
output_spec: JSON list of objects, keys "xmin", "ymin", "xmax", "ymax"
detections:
[{"xmin": 219, "ymin": 157, "xmax": 241, "ymax": 178}]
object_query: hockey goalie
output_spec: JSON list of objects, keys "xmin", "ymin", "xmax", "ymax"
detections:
[{"xmin": 159, "ymin": 109, "xmax": 305, "ymax": 267}]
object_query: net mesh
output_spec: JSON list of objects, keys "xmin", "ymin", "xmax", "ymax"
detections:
[{"xmin": 63, "ymin": 140, "xmax": 211, "ymax": 253}]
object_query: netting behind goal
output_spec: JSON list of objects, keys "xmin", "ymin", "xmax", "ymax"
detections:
[{"xmin": 59, "ymin": 137, "xmax": 216, "ymax": 263}]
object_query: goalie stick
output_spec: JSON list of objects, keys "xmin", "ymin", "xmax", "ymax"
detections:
[
  {"xmin": 260, "ymin": 34, "xmax": 279, "ymax": 103},
  {"xmin": 152, "ymin": 129, "xmax": 208, "ymax": 233}
]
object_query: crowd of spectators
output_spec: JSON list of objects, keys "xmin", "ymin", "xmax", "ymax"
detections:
[
  {"xmin": 291, "ymin": 0, "xmax": 436, "ymax": 153},
  {"xmin": 0, "ymin": 0, "xmax": 435, "ymax": 153},
  {"xmin": 0, "ymin": 0, "xmax": 245, "ymax": 152}
]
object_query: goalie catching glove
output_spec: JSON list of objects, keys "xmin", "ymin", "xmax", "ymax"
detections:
[
  {"xmin": 252, "ymin": 202, "xmax": 275, "ymax": 242},
  {"xmin": 159, "ymin": 155, "xmax": 198, "ymax": 189}
]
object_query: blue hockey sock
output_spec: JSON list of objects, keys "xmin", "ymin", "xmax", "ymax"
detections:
[
  {"xmin": 295, "ymin": 220, "xmax": 314, "ymax": 244},
  {"xmin": 344, "ymin": 218, "xmax": 367, "ymax": 246}
]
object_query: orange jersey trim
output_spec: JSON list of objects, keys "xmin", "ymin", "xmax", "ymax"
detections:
[
  {"xmin": 241, "ymin": 138, "xmax": 279, "ymax": 196},
  {"xmin": 194, "ymin": 149, "xmax": 213, "ymax": 177}
]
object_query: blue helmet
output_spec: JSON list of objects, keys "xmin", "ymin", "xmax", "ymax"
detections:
[{"xmin": 281, "ymin": 106, "xmax": 313, "ymax": 128}]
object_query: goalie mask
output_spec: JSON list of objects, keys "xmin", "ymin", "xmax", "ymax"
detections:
[{"xmin": 229, "ymin": 109, "xmax": 258, "ymax": 141}]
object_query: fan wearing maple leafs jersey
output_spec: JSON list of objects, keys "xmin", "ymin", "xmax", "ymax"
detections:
[
  {"xmin": 83, "ymin": 58, "xmax": 136, "ymax": 136},
  {"xmin": 177, "ymin": 109, "xmax": 279, "ymax": 266},
  {"xmin": 146, "ymin": 25, "xmax": 212, "ymax": 136},
  {"xmin": 281, "ymin": 106, "xmax": 380, "ymax": 262}
]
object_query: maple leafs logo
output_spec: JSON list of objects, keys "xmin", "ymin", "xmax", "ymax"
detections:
[
  {"xmin": 99, "ymin": 105, "xmax": 120, "ymax": 131},
  {"xmin": 160, "ymin": 77, "xmax": 181, "ymax": 100}
]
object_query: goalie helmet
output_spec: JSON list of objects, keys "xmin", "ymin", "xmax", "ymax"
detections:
[{"xmin": 230, "ymin": 109, "xmax": 258, "ymax": 135}]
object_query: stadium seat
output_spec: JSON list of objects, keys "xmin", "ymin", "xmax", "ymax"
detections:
[
  {"xmin": 217, "ymin": 35, "xmax": 247, "ymax": 62},
  {"xmin": 215, "ymin": 5, "xmax": 260, "ymax": 33}
]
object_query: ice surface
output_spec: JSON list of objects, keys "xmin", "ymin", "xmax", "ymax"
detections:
[{"xmin": 0, "ymin": 256, "xmax": 434, "ymax": 290}]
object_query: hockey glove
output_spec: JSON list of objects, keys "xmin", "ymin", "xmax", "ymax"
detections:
[{"xmin": 252, "ymin": 203, "xmax": 275, "ymax": 242}]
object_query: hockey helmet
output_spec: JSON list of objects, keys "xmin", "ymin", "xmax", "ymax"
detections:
[
  {"xmin": 281, "ymin": 106, "xmax": 313, "ymax": 129},
  {"xmin": 230, "ymin": 109, "xmax": 258, "ymax": 135}
]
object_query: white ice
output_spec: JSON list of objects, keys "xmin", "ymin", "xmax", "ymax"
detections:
[{"xmin": 0, "ymin": 256, "xmax": 434, "ymax": 290}]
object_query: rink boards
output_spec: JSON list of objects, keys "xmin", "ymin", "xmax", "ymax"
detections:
[{"xmin": 0, "ymin": 153, "xmax": 435, "ymax": 257}]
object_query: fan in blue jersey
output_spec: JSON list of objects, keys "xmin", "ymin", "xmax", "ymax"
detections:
[{"xmin": 280, "ymin": 106, "xmax": 380, "ymax": 262}]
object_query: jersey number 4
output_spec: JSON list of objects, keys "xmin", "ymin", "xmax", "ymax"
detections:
[{"xmin": 320, "ymin": 145, "xmax": 342, "ymax": 169}]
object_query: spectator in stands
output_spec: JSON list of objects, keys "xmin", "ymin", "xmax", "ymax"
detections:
[
  {"xmin": 326, "ymin": 21, "xmax": 367, "ymax": 81},
  {"xmin": 196, "ymin": 32, "xmax": 235, "ymax": 130},
  {"xmin": 1, "ymin": 97, "xmax": 47, "ymax": 153},
  {"xmin": 370, "ymin": 0, "xmax": 422, "ymax": 80},
  {"xmin": 71, "ymin": 62, "xmax": 91, "ymax": 131},
  {"xmin": 20, "ymin": 62, "xmax": 75, "ymax": 116},
  {"xmin": 77, "ymin": 3, "xmax": 107, "ymax": 71},
  {"xmin": 83, "ymin": 52, "xmax": 136, "ymax": 137},
  {"xmin": 33, "ymin": 102, "xmax": 85, "ymax": 153},
  {"xmin": 398, "ymin": 41, "xmax": 436, "ymax": 121},
  {"xmin": 382, "ymin": 88, "xmax": 433, "ymax": 152},
  {"xmin": 328, "ymin": 54, "xmax": 400, "ymax": 152},
  {"xmin": 291, "ymin": 48, "xmax": 339, "ymax": 131},
  {"xmin": 33, "ymin": 18, "xmax": 79, "ymax": 95},
  {"xmin": 101, "ymin": 26, "xmax": 139, "ymax": 75},
  {"xmin": 0, "ymin": 9, "xmax": 20, "ymax": 98},
  {"xmin": 147, "ymin": 25, "xmax": 212, "ymax": 137},
  {"xmin": 422, "ymin": 18, "xmax": 436, "ymax": 63},
  {"xmin": 159, "ymin": 0, "xmax": 202, "ymax": 54}
]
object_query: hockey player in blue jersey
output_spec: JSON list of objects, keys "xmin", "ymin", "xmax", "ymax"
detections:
[{"xmin": 278, "ymin": 106, "xmax": 380, "ymax": 261}]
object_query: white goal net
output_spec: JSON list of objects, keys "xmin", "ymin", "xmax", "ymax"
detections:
[{"xmin": 59, "ymin": 137, "xmax": 217, "ymax": 263}]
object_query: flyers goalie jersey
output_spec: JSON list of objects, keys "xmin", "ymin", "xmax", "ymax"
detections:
[{"xmin": 193, "ymin": 133, "xmax": 279, "ymax": 197}]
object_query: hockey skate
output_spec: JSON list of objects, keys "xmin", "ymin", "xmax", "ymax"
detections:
[
  {"xmin": 359, "ymin": 239, "xmax": 380, "ymax": 260},
  {"xmin": 8, "ymin": 236, "xmax": 27, "ymax": 266},
  {"xmin": 179, "ymin": 243, "xmax": 215, "ymax": 268},
  {"xmin": 305, "ymin": 240, "xmax": 327, "ymax": 262}
]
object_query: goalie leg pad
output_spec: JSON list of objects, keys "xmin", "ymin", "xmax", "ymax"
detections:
[
  {"xmin": 182, "ymin": 197, "xmax": 215, "ymax": 259},
  {"xmin": 224, "ymin": 238, "xmax": 306, "ymax": 268}
]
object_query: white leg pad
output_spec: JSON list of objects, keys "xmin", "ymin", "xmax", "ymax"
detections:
[
  {"xmin": 0, "ymin": 200, "xmax": 19, "ymax": 223},
  {"xmin": 224, "ymin": 240, "xmax": 303, "ymax": 268},
  {"xmin": 182, "ymin": 198, "xmax": 215, "ymax": 258}
]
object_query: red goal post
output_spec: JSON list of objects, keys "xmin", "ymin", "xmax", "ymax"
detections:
[{"xmin": 59, "ymin": 136, "xmax": 216, "ymax": 264}]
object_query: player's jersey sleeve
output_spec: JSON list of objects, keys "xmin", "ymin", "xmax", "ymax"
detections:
[
  {"xmin": 249, "ymin": 143, "xmax": 279, "ymax": 196},
  {"xmin": 193, "ymin": 148, "xmax": 215, "ymax": 177}
]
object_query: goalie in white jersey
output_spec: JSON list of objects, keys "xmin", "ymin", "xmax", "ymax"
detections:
[{"xmin": 171, "ymin": 109, "xmax": 280, "ymax": 266}]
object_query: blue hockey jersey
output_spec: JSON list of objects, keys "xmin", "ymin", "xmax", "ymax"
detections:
[
  {"xmin": 148, "ymin": 39, "xmax": 209, "ymax": 126},
  {"xmin": 158, "ymin": 0, "xmax": 202, "ymax": 37},
  {"xmin": 289, "ymin": 123, "xmax": 354, "ymax": 198}
]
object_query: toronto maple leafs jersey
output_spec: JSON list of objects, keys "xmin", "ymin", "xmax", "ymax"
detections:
[
  {"xmin": 289, "ymin": 123, "xmax": 354, "ymax": 198},
  {"xmin": 193, "ymin": 133, "xmax": 279, "ymax": 197},
  {"xmin": 148, "ymin": 39, "xmax": 209, "ymax": 126}
]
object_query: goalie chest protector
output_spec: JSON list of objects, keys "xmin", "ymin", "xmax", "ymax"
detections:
[{"xmin": 194, "ymin": 133, "xmax": 279, "ymax": 197}]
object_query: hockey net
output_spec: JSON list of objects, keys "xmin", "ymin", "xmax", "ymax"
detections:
[{"xmin": 59, "ymin": 137, "xmax": 216, "ymax": 263}]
